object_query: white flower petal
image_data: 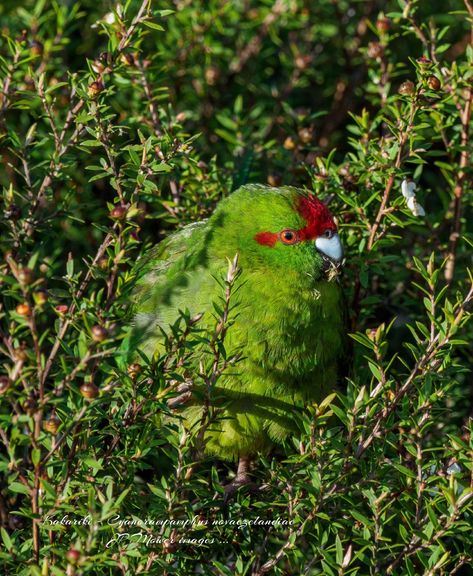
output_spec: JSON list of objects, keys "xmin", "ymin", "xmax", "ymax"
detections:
[
  {"xmin": 406, "ymin": 196, "xmax": 425, "ymax": 217},
  {"xmin": 401, "ymin": 179, "xmax": 416, "ymax": 199},
  {"xmin": 415, "ymin": 202, "xmax": 426, "ymax": 217}
]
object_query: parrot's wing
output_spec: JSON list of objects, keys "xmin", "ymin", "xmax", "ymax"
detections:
[
  {"xmin": 133, "ymin": 220, "xmax": 209, "ymax": 286},
  {"xmin": 122, "ymin": 220, "xmax": 209, "ymax": 362}
]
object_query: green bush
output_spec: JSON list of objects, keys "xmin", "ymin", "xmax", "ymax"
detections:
[{"xmin": 1, "ymin": 0, "xmax": 472, "ymax": 574}]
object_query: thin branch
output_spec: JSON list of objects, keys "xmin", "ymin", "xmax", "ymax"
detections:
[{"xmin": 367, "ymin": 96, "xmax": 419, "ymax": 250}]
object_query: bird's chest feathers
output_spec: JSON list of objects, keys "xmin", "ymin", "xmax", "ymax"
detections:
[{"xmin": 236, "ymin": 275, "xmax": 343, "ymax": 377}]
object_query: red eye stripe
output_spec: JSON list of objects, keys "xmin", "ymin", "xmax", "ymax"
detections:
[{"xmin": 254, "ymin": 231, "xmax": 278, "ymax": 247}]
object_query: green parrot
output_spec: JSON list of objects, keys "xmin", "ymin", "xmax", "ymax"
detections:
[{"xmin": 126, "ymin": 184, "xmax": 345, "ymax": 486}]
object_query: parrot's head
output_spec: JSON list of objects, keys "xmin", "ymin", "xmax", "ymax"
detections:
[{"xmin": 210, "ymin": 185, "xmax": 344, "ymax": 282}]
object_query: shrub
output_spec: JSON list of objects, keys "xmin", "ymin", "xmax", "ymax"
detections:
[{"xmin": 0, "ymin": 0, "xmax": 472, "ymax": 574}]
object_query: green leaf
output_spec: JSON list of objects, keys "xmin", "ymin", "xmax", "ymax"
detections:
[
  {"xmin": 31, "ymin": 448, "xmax": 41, "ymax": 467},
  {"xmin": 1, "ymin": 527, "xmax": 13, "ymax": 551},
  {"xmin": 392, "ymin": 463, "xmax": 416, "ymax": 479},
  {"xmin": 9, "ymin": 482, "xmax": 30, "ymax": 496},
  {"xmin": 143, "ymin": 21, "xmax": 165, "ymax": 31}
]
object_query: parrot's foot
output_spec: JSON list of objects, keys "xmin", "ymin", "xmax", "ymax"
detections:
[
  {"xmin": 166, "ymin": 381, "xmax": 193, "ymax": 409},
  {"xmin": 223, "ymin": 456, "xmax": 256, "ymax": 504}
]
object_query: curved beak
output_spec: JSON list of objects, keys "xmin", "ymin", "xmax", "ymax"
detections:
[{"xmin": 315, "ymin": 233, "xmax": 344, "ymax": 263}]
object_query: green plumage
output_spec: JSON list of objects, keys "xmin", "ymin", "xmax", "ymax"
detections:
[{"xmin": 126, "ymin": 185, "xmax": 345, "ymax": 461}]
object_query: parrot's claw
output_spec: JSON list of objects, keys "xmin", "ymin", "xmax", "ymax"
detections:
[
  {"xmin": 222, "ymin": 455, "xmax": 256, "ymax": 504},
  {"xmin": 223, "ymin": 474, "xmax": 257, "ymax": 504},
  {"xmin": 166, "ymin": 381, "xmax": 193, "ymax": 409}
]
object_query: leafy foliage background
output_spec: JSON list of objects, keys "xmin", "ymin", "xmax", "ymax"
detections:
[{"xmin": 0, "ymin": 0, "xmax": 473, "ymax": 574}]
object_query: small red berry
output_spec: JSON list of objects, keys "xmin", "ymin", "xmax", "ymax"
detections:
[
  {"xmin": 376, "ymin": 17, "xmax": 391, "ymax": 32},
  {"xmin": 66, "ymin": 548, "xmax": 81, "ymax": 564}
]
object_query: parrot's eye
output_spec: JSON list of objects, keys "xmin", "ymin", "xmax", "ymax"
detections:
[
  {"xmin": 280, "ymin": 229, "xmax": 298, "ymax": 245},
  {"xmin": 322, "ymin": 229, "xmax": 335, "ymax": 239}
]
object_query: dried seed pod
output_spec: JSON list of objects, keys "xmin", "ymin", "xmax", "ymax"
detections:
[
  {"xmin": 91, "ymin": 325, "xmax": 108, "ymax": 342},
  {"xmin": 205, "ymin": 66, "xmax": 220, "ymax": 85},
  {"xmin": 267, "ymin": 173, "xmax": 282, "ymax": 187},
  {"xmin": 127, "ymin": 363, "xmax": 142, "ymax": 380},
  {"xmin": 29, "ymin": 40, "xmax": 44, "ymax": 57},
  {"xmin": 23, "ymin": 396, "xmax": 37, "ymax": 414},
  {"xmin": 91, "ymin": 60, "xmax": 105, "ymax": 74},
  {"xmin": 16, "ymin": 29, "xmax": 28, "ymax": 43},
  {"xmin": 295, "ymin": 54, "xmax": 312, "ymax": 70},
  {"xmin": 367, "ymin": 41, "xmax": 384, "ymax": 59},
  {"xmin": 417, "ymin": 56, "xmax": 432, "ymax": 66},
  {"xmin": 33, "ymin": 289, "xmax": 48, "ymax": 305},
  {"xmin": 39, "ymin": 262, "xmax": 49, "ymax": 274},
  {"xmin": 18, "ymin": 267, "xmax": 34, "ymax": 285},
  {"xmin": 298, "ymin": 127, "xmax": 313, "ymax": 144},
  {"xmin": 97, "ymin": 256, "xmax": 109, "ymax": 270},
  {"xmin": 163, "ymin": 539, "xmax": 178, "ymax": 554},
  {"xmin": 4, "ymin": 204, "xmax": 21, "ymax": 220},
  {"xmin": 109, "ymin": 205, "xmax": 128, "ymax": 220},
  {"xmin": 398, "ymin": 80, "xmax": 415, "ymax": 96},
  {"xmin": 427, "ymin": 75, "xmax": 441, "ymax": 91},
  {"xmin": 13, "ymin": 345, "xmax": 28, "ymax": 362},
  {"xmin": 342, "ymin": 174, "xmax": 357, "ymax": 192},
  {"xmin": 283, "ymin": 136, "xmax": 296, "ymax": 150},
  {"xmin": 44, "ymin": 414, "xmax": 61, "ymax": 434},
  {"xmin": 120, "ymin": 52, "xmax": 135, "ymax": 66},
  {"xmin": 16, "ymin": 303, "xmax": 31, "ymax": 316},
  {"xmin": 80, "ymin": 382, "xmax": 99, "ymax": 399},
  {"xmin": 99, "ymin": 51, "xmax": 113, "ymax": 65},
  {"xmin": 87, "ymin": 79, "xmax": 104, "ymax": 99},
  {"xmin": 0, "ymin": 376, "xmax": 11, "ymax": 394}
]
